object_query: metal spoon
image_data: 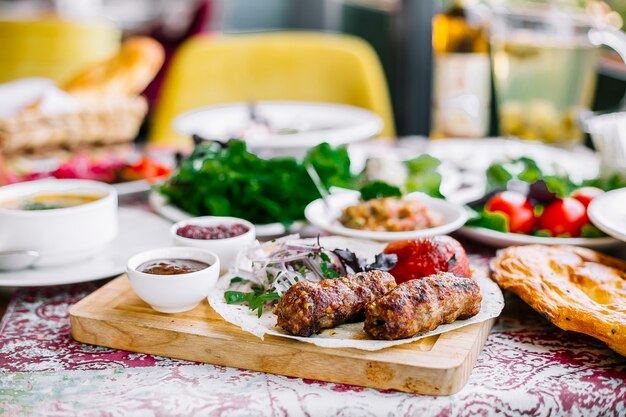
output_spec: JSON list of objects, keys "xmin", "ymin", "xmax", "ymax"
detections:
[
  {"xmin": 0, "ymin": 250, "xmax": 40, "ymax": 271},
  {"xmin": 305, "ymin": 163, "xmax": 331, "ymax": 209}
]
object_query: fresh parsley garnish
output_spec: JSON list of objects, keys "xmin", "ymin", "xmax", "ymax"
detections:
[
  {"xmin": 319, "ymin": 252, "xmax": 331, "ymax": 263},
  {"xmin": 359, "ymin": 181, "xmax": 402, "ymax": 201},
  {"xmin": 229, "ymin": 277, "xmax": 249, "ymax": 285},
  {"xmin": 320, "ymin": 262, "xmax": 339, "ymax": 278},
  {"xmin": 224, "ymin": 285, "xmax": 280, "ymax": 317}
]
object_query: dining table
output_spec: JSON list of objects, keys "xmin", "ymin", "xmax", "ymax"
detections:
[{"xmin": 1, "ymin": 140, "xmax": 626, "ymax": 417}]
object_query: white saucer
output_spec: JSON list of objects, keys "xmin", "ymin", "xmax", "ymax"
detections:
[
  {"xmin": 0, "ymin": 207, "xmax": 172, "ymax": 287},
  {"xmin": 304, "ymin": 192, "xmax": 467, "ymax": 242},
  {"xmin": 588, "ymin": 189, "xmax": 626, "ymax": 243}
]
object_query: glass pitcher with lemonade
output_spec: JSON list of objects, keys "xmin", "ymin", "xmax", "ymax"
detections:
[{"xmin": 490, "ymin": 4, "xmax": 626, "ymax": 147}]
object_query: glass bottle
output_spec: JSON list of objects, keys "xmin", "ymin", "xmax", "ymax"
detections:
[{"xmin": 431, "ymin": 0, "xmax": 491, "ymax": 138}]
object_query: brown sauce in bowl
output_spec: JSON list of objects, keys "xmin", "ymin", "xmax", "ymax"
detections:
[{"xmin": 137, "ymin": 258, "xmax": 210, "ymax": 275}]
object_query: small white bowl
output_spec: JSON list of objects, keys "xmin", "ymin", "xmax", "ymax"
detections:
[
  {"xmin": 170, "ymin": 216, "xmax": 255, "ymax": 273},
  {"xmin": 126, "ymin": 246, "xmax": 220, "ymax": 313},
  {"xmin": 0, "ymin": 179, "xmax": 117, "ymax": 266}
]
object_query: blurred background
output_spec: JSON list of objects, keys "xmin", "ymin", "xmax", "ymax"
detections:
[{"xmin": 1, "ymin": 0, "xmax": 623, "ymax": 137}]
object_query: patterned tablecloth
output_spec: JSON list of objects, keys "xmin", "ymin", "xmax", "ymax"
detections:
[{"xmin": 1, "ymin": 276, "xmax": 625, "ymax": 417}]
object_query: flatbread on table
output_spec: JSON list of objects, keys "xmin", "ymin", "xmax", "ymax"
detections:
[{"xmin": 491, "ymin": 245, "xmax": 626, "ymax": 356}]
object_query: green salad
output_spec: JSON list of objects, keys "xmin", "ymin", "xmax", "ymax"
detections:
[
  {"xmin": 466, "ymin": 157, "xmax": 625, "ymax": 238},
  {"xmin": 159, "ymin": 139, "xmax": 446, "ymax": 226},
  {"xmin": 160, "ymin": 140, "xmax": 355, "ymax": 225}
]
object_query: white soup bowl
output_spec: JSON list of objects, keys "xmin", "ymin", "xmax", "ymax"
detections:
[{"xmin": 0, "ymin": 179, "xmax": 117, "ymax": 267}]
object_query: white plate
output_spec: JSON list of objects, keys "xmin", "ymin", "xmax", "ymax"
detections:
[
  {"xmin": 0, "ymin": 207, "xmax": 173, "ymax": 287},
  {"xmin": 304, "ymin": 192, "xmax": 467, "ymax": 242},
  {"xmin": 588, "ymin": 188, "xmax": 626, "ymax": 242},
  {"xmin": 457, "ymin": 226, "xmax": 620, "ymax": 249},
  {"xmin": 173, "ymin": 101, "xmax": 383, "ymax": 149},
  {"xmin": 209, "ymin": 236, "xmax": 504, "ymax": 351},
  {"xmin": 149, "ymin": 190, "xmax": 302, "ymax": 237}
]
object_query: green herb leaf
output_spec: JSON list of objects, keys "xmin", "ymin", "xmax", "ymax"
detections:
[
  {"xmin": 229, "ymin": 277, "xmax": 249, "ymax": 285},
  {"xmin": 404, "ymin": 155, "xmax": 444, "ymax": 198},
  {"xmin": 485, "ymin": 157, "xmax": 546, "ymax": 192},
  {"xmin": 517, "ymin": 157, "xmax": 544, "ymax": 184},
  {"xmin": 465, "ymin": 209, "xmax": 509, "ymax": 233},
  {"xmin": 486, "ymin": 164, "xmax": 513, "ymax": 192},
  {"xmin": 543, "ymin": 176, "xmax": 575, "ymax": 198},
  {"xmin": 533, "ymin": 229, "xmax": 552, "ymax": 237},
  {"xmin": 320, "ymin": 262, "xmax": 339, "ymax": 278},
  {"xmin": 319, "ymin": 252, "xmax": 331, "ymax": 263},
  {"xmin": 224, "ymin": 291, "xmax": 246, "ymax": 304},
  {"xmin": 224, "ymin": 288, "xmax": 280, "ymax": 317},
  {"xmin": 582, "ymin": 173, "xmax": 626, "ymax": 191},
  {"xmin": 581, "ymin": 224, "xmax": 606, "ymax": 238},
  {"xmin": 359, "ymin": 181, "xmax": 402, "ymax": 201}
]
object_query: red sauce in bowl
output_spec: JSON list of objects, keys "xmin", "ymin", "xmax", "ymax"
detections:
[{"xmin": 176, "ymin": 224, "xmax": 249, "ymax": 240}]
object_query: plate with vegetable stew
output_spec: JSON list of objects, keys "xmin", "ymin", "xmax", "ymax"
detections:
[{"xmin": 304, "ymin": 189, "xmax": 467, "ymax": 242}]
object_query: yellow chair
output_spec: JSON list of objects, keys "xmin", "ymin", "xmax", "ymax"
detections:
[
  {"xmin": 0, "ymin": 17, "xmax": 121, "ymax": 84},
  {"xmin": 150, "ymin": 32, "xmax": 395, "ymax": 149}
]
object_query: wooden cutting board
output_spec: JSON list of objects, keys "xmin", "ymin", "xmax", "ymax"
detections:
[{"xmin": 70, "ymin": 275, "xmax": 494, "ymax": 395}]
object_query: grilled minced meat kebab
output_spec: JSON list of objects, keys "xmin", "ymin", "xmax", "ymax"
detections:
[
  {"xmin": 364, "ymin": 272, "xmax": 481, "ymax": 340},
  {"xmin": 274, "ymin": 270, "xmax": 397, "ymax": 337}
]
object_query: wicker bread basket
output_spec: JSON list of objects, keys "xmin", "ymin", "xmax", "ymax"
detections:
[{"xmin": 0, "ymin": 96, "xmax": 147, "ymax": 156}]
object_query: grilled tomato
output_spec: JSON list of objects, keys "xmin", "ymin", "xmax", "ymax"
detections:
[{"xmin": 383, "ymin": 236, "xmax": 471, "ymax": 284}]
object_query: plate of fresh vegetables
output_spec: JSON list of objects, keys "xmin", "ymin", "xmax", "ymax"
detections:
[{"xmin": 458, "ymin": 157, "xmax": 622, "ymax": 248}]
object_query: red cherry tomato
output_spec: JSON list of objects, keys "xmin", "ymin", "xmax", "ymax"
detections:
[
  {"xmin": 384, "ymin": 236, "xmax": 471, "ymax": 284},
  {"xmin": 571, "ymin": 187, "xmax": 604, "ymax": 208},
  {"xmin": 484, "ymin": 191, "xmax": 535, "ymax": 234},
  {"xmin": 537, "ymin": 198, "xmax": 588, "ymax": 237}
]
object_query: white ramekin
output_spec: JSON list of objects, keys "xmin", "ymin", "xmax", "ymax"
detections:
[
  {"xmin": 126, "ymin": 246, "xmax": 220, "ymax": 313},
  {"xmin": 170, "ymin": 216, "xmax": 255, "ymax": 273}
]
